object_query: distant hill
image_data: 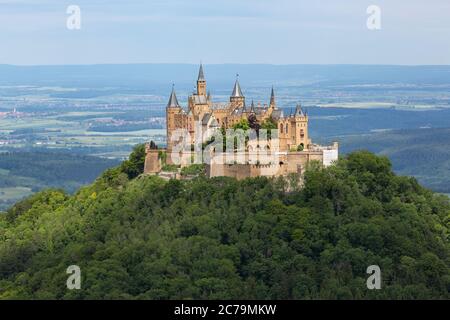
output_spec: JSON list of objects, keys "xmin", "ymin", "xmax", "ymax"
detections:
[
  {"xmin": 0, "ymin": 151, "xmax": 119, "ymax": 210},
  {"xmin": 1, "ymin": 64, "xmax": 450, "ymax": 90},
  {"xmin": 336, "ymin": 127, "xmax": 450, "ymax": 193},
  {"xmin": 0, "ymin": 151, "xmax": 448, "ymax": 299}
]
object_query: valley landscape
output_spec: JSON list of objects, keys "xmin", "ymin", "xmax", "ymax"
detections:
[
  {"xmin": 1, "ymin": 0, "xmax": 450, "ymax": 305},
  {"xmin": 1, "ymin": 64, "xmax": 450, "ymax": 210}
]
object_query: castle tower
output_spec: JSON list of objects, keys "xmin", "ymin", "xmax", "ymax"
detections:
[
  {"xmin": 250, "ymin": 100, "xmax": 256, "ymax": 114},
  {"xmin": 144, "ymin": 144, "xmax": 162, "ymax": 174},
  {"xmin": 166, "ymin": 85, "xmax": 183, "ymax": 151},
  {"xmin": 293, "ymin": 103, "xmax": 310, "ymax": 150},
  {"xmin": 188, "ymin": 63, "xmax": 210, "ymax": 119},
  {"xmin": 197, "ymin": 63, "xmax": 207, "ymax": 96},
  {"xmin": 230, "ymin": 75, "xmax": 245, "ymax": 108},
  {"xmin": 270, "ymin": 86, "xmax": 276, "ymax": 108}
]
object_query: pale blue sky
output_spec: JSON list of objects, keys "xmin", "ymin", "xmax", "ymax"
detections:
[{"xmin": 1, "ymin": 0, "xmax": 449, "ymax": 65}]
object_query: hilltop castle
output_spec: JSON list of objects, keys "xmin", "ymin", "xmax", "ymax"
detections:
[{"xmin": 144, "ymin": 64, "xmax": 338, "ymax": 179}]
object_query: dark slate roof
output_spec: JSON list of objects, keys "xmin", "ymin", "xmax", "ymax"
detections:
[
  {"xmin": 210, "ymin": 102, "xmax": 230, "ymax": 110},
  {"xmin": 242, "ymin": 101, "xmax": 248, "ymax": 112},
  {"xmin": 198, "ymin": 63, "xmax": 205, "ymax": 81},
  {"xmin": 202, "ymin": 113, "xmax": 211, "ymax": 125},
  {"xmin": 271, "ymin": 109, "xmax": 284, "ymax": 120},
  {"xmin": 202, "ymin": 113, "xmax": 219, "ymax": 127},
  {"xmin": 231, "ymin": 79, "xmax": 244, "ymax": 97},
  {"xmin": 295, "ymin": 103, "xmax": 305, "ymax": 116},
  {"xmin": 167, "ymin": 86, "xmax": 180, "ymax": 108},
  {"xmin": 270, "ymin": 86, "xmax": 275, "ymax": 105}
]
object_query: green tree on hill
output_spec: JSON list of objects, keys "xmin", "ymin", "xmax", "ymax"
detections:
[
  {"xmin": 0, "ymin": 151, "xmax": 449, "ymax": 300},
  {"xmin": 120, "ymin": 144, "xmax": 146, "ymax": 179}
]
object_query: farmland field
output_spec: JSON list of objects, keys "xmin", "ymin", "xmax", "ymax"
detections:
[{"xmin": 1, "ymin": 64, "xmax": 450, "ymax": 210}]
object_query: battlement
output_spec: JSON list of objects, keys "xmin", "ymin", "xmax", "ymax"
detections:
[{"xmin": 144, "ymin": 64, "xmax": 339, "ymax": 179}]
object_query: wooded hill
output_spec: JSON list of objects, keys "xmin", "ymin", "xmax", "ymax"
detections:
[{"xmin": 0, "ymin": 148, "xmax": 449, "ymax": 299}]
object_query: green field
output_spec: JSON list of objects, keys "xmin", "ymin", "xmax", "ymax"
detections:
[
  {"xmin": 0, "ymin": 151, "xmax": 120, "ymax": 210},
  {"xmin": 0, "ymin": 187, "xmax": 33, "ymax": 202},
  {"xmin": 315, "ymin": 102, "xmax": 443, "ymax": 111},
  {"xmin": 0, "ymin": 112, "xmax": 165, "ymax": 158}
]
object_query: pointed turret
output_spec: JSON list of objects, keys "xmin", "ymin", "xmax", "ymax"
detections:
[
  {"xmin": 270, "ymin": 86, "xmax": 276, "ymax": 107},
  {"xmin": 230, "ymin": 74, "xmax": 245, "ymax": 108},
  {"xmin": 231, "ymin": 74, "xmax": 244, "ymax": 97},
  {"xmin": 250, "ymin": 100, "xmax": 255, "ymax": 113},
  {"xmin": 242, "ymin": 100, "xmax": 247, "ymax": 113},
  {"xmin": 295, "ymin": 103, "xmax": 304, "ymax": 116},
  {"xmin": 198, "ymin": 63, "xmax": 205, "ymax": 81},
  {"xmin": 196, "ymin": 63, "xmax": 207, "ymax": 96},
  {"xmin": 167, "ymin": 85, "xmax": 180, "ymax": 108}
]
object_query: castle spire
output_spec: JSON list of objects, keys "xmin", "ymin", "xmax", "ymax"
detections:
[
  {"xmin": 197, "ymin": 63, "xmax": 207, "ymax": 96},
  {"xmin": 167, "ymin": 84, "xmax": 180, "ymax": 108},
  {"xmin": 295, "ymin": 103, "xmax": 304, "ymax": 116},
  {"xmin": 198, "ymin": 63, "xmax": 205, "ymax": 81},
  {"xmin": 250, "ymin": 100, "xmax": 255, "ymax": 113},
  {"xmin": 231, "ymin": 74, "xmax": 243, "ymax": 97},
  {"xmin": 270, "ymin": 86, "xmax": 276, "ymax": 106}
]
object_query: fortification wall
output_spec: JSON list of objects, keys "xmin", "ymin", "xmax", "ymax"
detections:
[{"xmin": 144, "ymin": 149, "xmax": 162, "ymax": 174}]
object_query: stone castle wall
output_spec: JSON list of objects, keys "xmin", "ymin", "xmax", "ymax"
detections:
[{"xmin": 144, "ymin": 149, "xmax": 161, "ymax": 174}]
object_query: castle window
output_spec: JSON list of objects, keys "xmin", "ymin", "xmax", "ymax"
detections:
[
  {"xmin": 285, "ymin": 124, "xmax": 289, "ymax": 134},
  {"xmin": 280, "ymin": 124, "xmax": 283, "ymax": 134}
]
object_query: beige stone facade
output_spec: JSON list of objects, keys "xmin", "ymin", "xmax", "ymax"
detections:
[
  {"xmin": 144, "ymin": 147, "xmax": 162, "ymax": 174},
  {"xmin": 144, "ymin": 64, "xmax": 338, "ymax": 179}
]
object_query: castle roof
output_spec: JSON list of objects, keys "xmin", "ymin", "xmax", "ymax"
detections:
[
  {"xmin": 193, "ymin": 95, "xmax": 208, "ymax": 105},
  {"xmin": 242, "ymin": 100, "xmax": 248, "ymax": 112},
  {"xmin": 202, "ymin": 113, "xmax": 219, "ymax": 127},
  {"xmin": 231, "ymin": 78, "xmax": 244, "ymax": 97},
  {"xmin": 271, "ymin": 109, "xmax": 284, "ymax": 120},
  {"xmin": 295, "ymin": 104, "xmax": 305, "ymax": 116},
  {"xmin": 250, "ymin": 100, "xmax": 255, "ymax": 113},
  {"xmin": 210, "ymin": 102, "xmax": 229, "ymax": 110},
  {"xmin": 167, "ymin": 86, "xmax": 180, "ymax": 108},
  {"xmin": 198, "ymin": 63, "xmax": 205, "ymax": 81},
  {"xmin": 270, "ymin": 86, "xmax": 276, "ymax": 106},
  {"xmin": 202, "ymin": 113, "xmax": 212, "ymax": 125}
]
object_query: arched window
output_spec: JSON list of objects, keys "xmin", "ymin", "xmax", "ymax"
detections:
[
  {"xmin": 280, "ymin": 124, "xmax": 283, "ymax": 134},
  {"xmin": 285, "ymin": 124, "xmax": 289, "ymax": 134}
]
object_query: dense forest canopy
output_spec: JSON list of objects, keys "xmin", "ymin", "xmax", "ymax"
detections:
[{"xmin": 0, "ymin": 150, "xmax": 449, "ymax": 299}]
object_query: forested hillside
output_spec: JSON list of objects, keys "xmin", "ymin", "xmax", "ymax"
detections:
[
  {"xmin": 336, "ymin": 127, "xmax": 450, "ymax": 194},
  {"xmin": 0, "ymin": 152, "xmax": 119, "ymax": 210},
  {"xmin": 0, "ymin": 151, "xmax": 449, "ymax": 299}
]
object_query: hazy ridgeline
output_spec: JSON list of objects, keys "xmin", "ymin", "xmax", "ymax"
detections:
[{"xmin": 1, "ymin": 64, "xmax": 450, "ymax": 207}]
